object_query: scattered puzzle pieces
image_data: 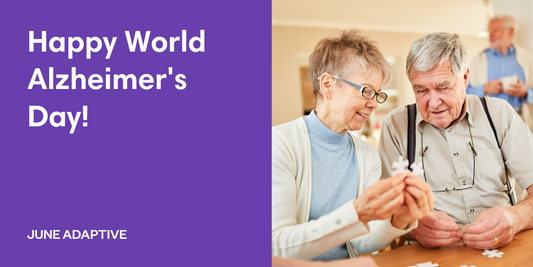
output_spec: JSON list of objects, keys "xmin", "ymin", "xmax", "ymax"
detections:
[
  {"xmin": 482, "ymin": 249, "xmax": 504, "ymax": 258},
  {"xmin": 392, "ymin": 156, "xmax": 409, "ymax": 176}
]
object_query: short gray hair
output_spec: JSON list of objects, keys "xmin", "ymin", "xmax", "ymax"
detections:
[
  {"xmin": 490, "ymin": 15, "xmax": 515, "ymax": 30},
  {"xmin": 406, "ymin": 32, "xmax": 467, "ymax": 80},
  {"xmin": 308, "ymin": 29, "xmax": 391, "ymax": 99}
]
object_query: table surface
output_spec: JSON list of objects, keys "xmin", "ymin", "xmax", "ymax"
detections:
[{"xmin": 371, "ymin": 229, "xmax": 533, "ymax": 266}]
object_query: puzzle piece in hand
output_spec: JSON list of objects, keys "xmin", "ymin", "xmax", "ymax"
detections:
[
  {"xmin": 459, "ymin": 223, "xmax": 474, "ymax": 234},
  {"xmin": 482, "ymin": 249, "xmax": 504, "ymax": 258},
  {"xmin": 410, "ymin": 161, "xmax": 424, "ymax": 178},
  {"xmin": 392, "ymin": 156, "xmax": 409, "ymax": 176},
  {"xmin": 407, "ymin": 262, "xmax": 439, "ymax": 267}
]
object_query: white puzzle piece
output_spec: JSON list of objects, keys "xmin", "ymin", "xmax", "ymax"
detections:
[
  {"xmin": 410, "ymin": 161, "xmax": 424, "ymax": 178},
  {"xmin": 482, "ymin": 249, "xmax": 504, "ymax": 258},
  {"xmin": 392, "ymin": 155, "xmax": 409, "ymax": 176}
]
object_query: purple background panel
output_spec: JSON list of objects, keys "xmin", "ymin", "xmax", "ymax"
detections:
[{"xmin": 0, "ymin": 1, "xmax": 272, "ymax": 266}]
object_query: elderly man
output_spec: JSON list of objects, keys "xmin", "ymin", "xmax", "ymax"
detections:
[
  {"xmin": 467, "ymin": 15, "xmax": 533, "ymax": 131},
  {"xmin": 378, "ymin": 32, "xmax": 533, "ymax": 250}
]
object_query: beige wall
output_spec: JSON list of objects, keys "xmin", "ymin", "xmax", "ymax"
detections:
[{"xmin": 272, "ymin": 25, "xmax": 488, "ymax": 126}]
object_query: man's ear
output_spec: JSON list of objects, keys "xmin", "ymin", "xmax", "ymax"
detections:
[
  {"xmin": 319, "ymin": 74, "xmax": 334, "ymax": 100},
  {"xmin": 463, "ymin": 68, "xmax": 470, "ymax": 87}
]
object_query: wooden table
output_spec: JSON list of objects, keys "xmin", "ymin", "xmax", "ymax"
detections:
[{"xmin": 371, "ymin": 229, "xmax": 533, "ymax": 266}]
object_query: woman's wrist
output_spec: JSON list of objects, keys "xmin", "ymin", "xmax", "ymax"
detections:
[
  {"xmin": 353, "ymin": 199, "xmax": 369, "ymax": 225},
  {"xmin": 391, "ymin": 215, "xmax": 410, "ymax": 230}
]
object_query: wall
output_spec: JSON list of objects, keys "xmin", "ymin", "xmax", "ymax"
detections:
[
  {"xmin": 272, "ymin": 26, "xmax": 487, "ymax": 126},
  {"xmin": 492, "ymin": 0, "xmax": 533, "ymax": 52}
]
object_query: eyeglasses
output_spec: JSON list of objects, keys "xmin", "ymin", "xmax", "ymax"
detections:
[
  {"xmin": 421, "ymin": 144, "xmax": 476, "ymax": 192},
  {"xmin": 330, "ymin": 75, "xmax": 388, "ymax": 104},
  {"xmin": 420, "ymin": 124, "xmax": 477, "ymax": 192}
]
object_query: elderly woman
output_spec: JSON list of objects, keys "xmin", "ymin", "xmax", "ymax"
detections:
[{"xmin": 272, "ymin": 30, "xmax": 435, "ymax": 261}]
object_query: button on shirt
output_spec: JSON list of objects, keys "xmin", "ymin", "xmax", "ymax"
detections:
[
  {"xmin": 466, "ymin": 46, "xmax": 533, "ymax": 108},
  {"xmin": 378, "ymin": 95, "xmax": 533, "ymax": 224}
]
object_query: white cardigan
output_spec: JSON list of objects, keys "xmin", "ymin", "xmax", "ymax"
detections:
[
  {"xmin": 272, "ymin": 118, "xmax": 415, "ymax": 260},
  {"xmin": 469, "ymin": 44, "xmax": 533, "ymax": 88}
]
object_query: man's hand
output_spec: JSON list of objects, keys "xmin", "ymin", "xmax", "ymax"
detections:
[
  {"xmin": 353, "ymin": 173, "xmax": 406, "ymax": 224},
  {"xmin": 463, "ymin": 207, "xmax": 516, "ymax": 249},
  {"xmin": 484, "ymin": 79, "xmax": 503, "ymax": 95},
  {"xmin": 412, "ymin": 210, "xmax": 463, "ymax": 248},
  {"xmin": 391, "ymin": 173, "xmax": 435, "ymax": 229},
  {"xmin": 504, "ymin": 79, "xmax": 528, "ymax": 98}
]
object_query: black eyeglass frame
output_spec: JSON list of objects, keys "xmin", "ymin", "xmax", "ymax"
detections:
[{"xmin": 329, "ymin": 75, "xmax": 388, "ymax": 104}]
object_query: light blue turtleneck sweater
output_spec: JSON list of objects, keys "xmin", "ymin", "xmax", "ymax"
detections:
[{"xmin": 304, "ymin": 110, "xmax": 359, "ymax": 261}]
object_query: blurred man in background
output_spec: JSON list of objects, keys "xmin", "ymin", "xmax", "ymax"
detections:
[{"xmin": 467, "ymin": 15, "xmax": 533, "ymax": 132}]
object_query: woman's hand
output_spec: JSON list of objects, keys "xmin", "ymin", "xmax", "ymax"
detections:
[
  {"xmin": 353, "ymin": 173, "xmax": 407, "ymax": 224},
  {"xmin": 391, "ymin": 172, "xmax": 435, "ymax": 229}
]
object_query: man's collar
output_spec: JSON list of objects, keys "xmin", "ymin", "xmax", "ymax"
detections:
[
  {"xmin": 487, "ymin": 44, "xmax": 515, "ymax": 56},
  {"xmin": 509, "ymin": 44, "xmax": 516, "ymax": 54},
  {"xmin": 416, "ymin": 98, "xmax": 473, "ymax": 132}
]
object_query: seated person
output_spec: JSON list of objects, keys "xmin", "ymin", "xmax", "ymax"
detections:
[
  {"xmin": 379, "ymin": 32, "xmax": 533, "ymax": 250},
  {"xmin": 272, "ymin": 29, "xmax": 434, "ymax": 261}
]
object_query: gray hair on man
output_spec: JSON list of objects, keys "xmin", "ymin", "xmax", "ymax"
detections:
[
  {"xmin": 490, "ymin": 14, "xmax": 516, "ymax": 30},
  {"xmin": 406, "ymin": 32, "xmax": 468, "ymax": 80}
]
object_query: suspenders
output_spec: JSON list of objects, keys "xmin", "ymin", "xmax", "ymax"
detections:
[
  {"xmin": 407, "ymin": 104, "xmax": 417, "ymax": 172},
  {"xmin": 406, "ymin": 97, "xmax": 516, "ymax": 205},
  {"xmin": 479, "ymin": 97, "xmax": 517, "ymax": 205}
]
